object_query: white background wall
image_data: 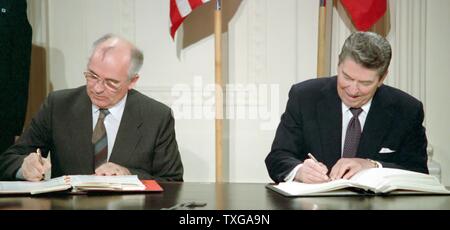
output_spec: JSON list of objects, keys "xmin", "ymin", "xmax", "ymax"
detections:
[
  {"xmin": 27, "ymin": 0, "xmax": 450, "ymax": 184},
  {"xmin": 425, "ymin": 0, "xmax": 450, "ymax": 186}
]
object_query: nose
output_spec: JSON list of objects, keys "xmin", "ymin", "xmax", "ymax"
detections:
[
  {"xmin": 93, "ymin": 80, "xmax": 106, "ymax": 93},
  {"xmin": 347, "ymin": 82, "xmax": 359, "ymax": 96}
]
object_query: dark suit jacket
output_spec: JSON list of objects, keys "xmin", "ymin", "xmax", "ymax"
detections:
[
  {"xmin": 0, "ymin": 86, "xmax": 184, "ymax": 181},
  {"xmin": 0, "ymin": 0, "xmax": 32, "ymax": 152},
  {"xmin": 265, "ymin": 76, "xmax": 428, "ymax": 183}
]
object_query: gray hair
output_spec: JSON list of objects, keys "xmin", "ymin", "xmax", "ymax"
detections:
[
  {"xmin": 338, "ymin": 31, "xmax": 391, "ymax": 78},
  {"xmin": 91, "ymin": 33, "xmax": 144, "ymax": 79}
]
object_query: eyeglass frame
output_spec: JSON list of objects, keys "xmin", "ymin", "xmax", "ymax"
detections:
[{"xmin": 84, "ymin": 71, "xmax": 131, "ymax": 92}]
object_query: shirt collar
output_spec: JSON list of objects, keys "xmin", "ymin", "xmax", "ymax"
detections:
[
  {"xmin": 341, "ymin": 98, "xmax": 373, "ymax": 114},
  {"xmin": 92, "ymin": 94, "xmax": 128, "ymax": 119}
]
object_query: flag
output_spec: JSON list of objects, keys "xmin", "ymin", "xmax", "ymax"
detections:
[
  {"xmin": 340, "ymin": 0, "xmax": 387, "ymax": 31},
  {"xmin": 170, "ymin": 0, "xmax": 211, "ymax": 39}
]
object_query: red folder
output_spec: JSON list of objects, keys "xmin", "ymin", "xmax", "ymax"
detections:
[{"xmin": 141, "ymin": 180, "xmax": 164, "ymax": 192}]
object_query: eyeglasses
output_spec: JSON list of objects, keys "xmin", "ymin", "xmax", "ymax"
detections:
[{"xmin": 84, "ymin": 71, "xmax": 124, "ymax": 92}]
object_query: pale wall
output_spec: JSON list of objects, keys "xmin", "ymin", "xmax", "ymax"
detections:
[
  {"xmin": 425, "ymin": 0, "xmax": 450, "ymax": 186},
  {"xmin": 26, "ymin": 0, "xmax": 450, "ymax": 184}
]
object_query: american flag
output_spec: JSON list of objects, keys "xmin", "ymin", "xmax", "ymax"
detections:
[
  {"xmin": 170, "ymin": 0, "xmax": 211, "ymax": 39},
  {"xmin": 340, "ymin": 0, "xmax": 387, "ymax": 31}
]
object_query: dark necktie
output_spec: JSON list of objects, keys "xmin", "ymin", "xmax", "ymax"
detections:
[
  {"xmin": 92, "ymin": 109, "xmax": 110, "ymax": 169},
  {"xmin": 343, "ymin": 108, "xmax": 363, "ymax": 158}
]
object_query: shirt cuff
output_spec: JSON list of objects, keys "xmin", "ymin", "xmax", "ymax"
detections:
[
  {"xmin": 284, "ymin": 164, "xmax": 303, "ymax": 182},
  {"xmin": 376, "ymin": 161, "xmax": 383, "ymax": 168},
  {"xmin": 15, "ymin": 167, "xmax": 25, "ymax": 180}
]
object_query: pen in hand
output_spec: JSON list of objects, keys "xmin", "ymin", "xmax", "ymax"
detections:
[
  {"xmin": 36, "ymin": 148, "xmax": 45, "ymax": 180},
  {"xmin": 307, "ymin": 153, "xmax": 330, "ymax": 181},
  {"xmin": 37, "ymin": 148, "xmax": 43, "ymax": 164},
  {"xmin": 307, "ymin": 153, "xmax": 319, "ymax": 163}
]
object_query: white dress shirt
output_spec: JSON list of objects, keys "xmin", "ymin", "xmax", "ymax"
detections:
[
  {"xmin": 284, "ymin": 100, "xmax": 373, "ymax": 182},
  {"xmin": 92, "ymin": 94, "xmax": 127, "ymax": 161},
  {"xmin": 340, "ymin": 100, "xmax": 371, "ymax": 156}
]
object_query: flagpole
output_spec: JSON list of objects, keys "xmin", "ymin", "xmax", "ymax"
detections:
[
  {"xmin": 317, "ymin": 0, "xmax": 327, "ymax": 78},
  {"xmin": 214, "ymin": 0, "xmax": 224, "ymax": 183}
]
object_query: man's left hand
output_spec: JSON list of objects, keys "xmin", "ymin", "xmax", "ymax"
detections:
[
  {"xmin": 329, "ymin": 158, "xmax": 375, "ymax": 180},
  {"xmin": 95, "ymin": 162, "xmax": 131, "ymax": 176}
]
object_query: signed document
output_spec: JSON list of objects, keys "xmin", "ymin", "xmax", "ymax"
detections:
[
  {"xmin": 0, "ymin": 175, "xmax": 162, "ymax": 195},
  {"xmin": 267, "ymin": 168, "xmax": 450, "ymax": 197}
]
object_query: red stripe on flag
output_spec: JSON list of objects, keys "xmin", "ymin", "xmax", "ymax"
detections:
[
  {"xmin": 170, "ymin": 0, "xmax": 184, "ymax": 39},
  {"xmin": 169, "ymin": 0, "xmax": 209, "ymax": 39},
  {"xmin": 341, "ymin": 0, "xmax": 387, "ymax": 31},
  {"xmin": 189, "ymin": 0, "xmax": 204, "ymax": 9}
]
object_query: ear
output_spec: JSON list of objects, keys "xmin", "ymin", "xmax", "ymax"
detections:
[
  {"xmin": 127, "ymin": 74, "xmax": 140, "ymax": 90},
  {"xmin": 378, "ymin": 71, "xmax": 388, "ymax": 87}
]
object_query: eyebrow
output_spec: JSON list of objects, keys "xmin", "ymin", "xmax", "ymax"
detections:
[
  {"xmin": 342, "ymin": 70, "xmax": 374, "ymax": 84},
  {"xmin": 342, "ymin": 70, "xmax": 352, "ymax": 79},
  {"xmin": 87, "ymin": 69, "xmax": 99, "ymax": 77},
  {"xmin": 86, "ymin": 69, "xmax": 120, "ymax": 83}
]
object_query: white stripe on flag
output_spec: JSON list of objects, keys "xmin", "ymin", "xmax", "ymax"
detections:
[
  {"xmin": 201, "ymin": 0, "xmax": 210, "ymax": 3},
  {"xmin": 175, "ymin": 0, "xmax": 192, "ymax": 17}
]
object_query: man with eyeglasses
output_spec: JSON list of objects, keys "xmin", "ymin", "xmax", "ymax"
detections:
[{"xmin": 0, "ymin": 34, "xmax": 184, "ymax": 182}]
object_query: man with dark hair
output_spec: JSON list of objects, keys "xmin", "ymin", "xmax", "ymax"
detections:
[
  {"xmin": 266, "ymin": 31, "xmax": 428, "ymax": 183},
  {"xmin": 0, "ymin": 34, "xmax": 184, "ymax": 182},
  {"xmin": 0, "ymin": 0, "xmax": 32, "ymax": 154}
]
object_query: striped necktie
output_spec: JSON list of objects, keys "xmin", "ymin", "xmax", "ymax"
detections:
[
  {"xmin": 343, "ymin": 108, "xmax": 363, "ymax": 158},
  {"xmin": 92, "ymin": 109, "xmax": 110, "ymax": 169}
]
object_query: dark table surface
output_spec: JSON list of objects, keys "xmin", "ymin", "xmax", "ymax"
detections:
[{"xmin": 1, "ymin": 182, "xmax": 450, "ymax": 210}]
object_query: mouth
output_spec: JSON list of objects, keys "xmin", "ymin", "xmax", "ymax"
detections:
[
  {"xmin": 93, "ymin": 95, "xmax": 105, "ymax": 100},
  {"xmin": 90, "ymin": 92, "xmax": 107, "ymax": 101},
  {"xmin": 346, "ymin": 93, "xmax": 359, "ymax": 100}
]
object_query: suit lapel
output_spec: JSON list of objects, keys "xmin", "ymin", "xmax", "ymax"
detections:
[
  {"xmin": 69, "ymin": 88, "xmax": 94, "ymax": 172},
  {"xmin": 357, "ymin": 86, "xmax": 394, "ymax": 158},
  {"xmin": 109, "ymin": 90, "xmax": 143, "ymax": 164},
  {"xmin": 317, "ymin": 77, "xmax": 342, "ymax": 168}
]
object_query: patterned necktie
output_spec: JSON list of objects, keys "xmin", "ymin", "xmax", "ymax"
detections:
[
  {"xmin": 92, "ymin": 109, "xmax": 110, "ymax": 169},
  {"xmin": 343, "ymin": 108, "xmax": 363, "ymax": 158}
]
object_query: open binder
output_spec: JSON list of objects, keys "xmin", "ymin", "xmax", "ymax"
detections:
[
  {"xmin": 267, "ymin": 168, "xmax": 450, "ymax": 197},
  {"xmin": 0, "ymin": 175, "xmax": 163, "ymax": 195}
]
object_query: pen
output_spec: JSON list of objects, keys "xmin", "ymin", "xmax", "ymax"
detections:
[
  {"xmin": 307, "ymin": 153, "xmax": 319, "ymax": 163},
  {"xmin": 308, "ymin": 153, "xmax": 330, "ymax": 181},
  {"xmin": 36, "ymin": 148, "xmax": 44, "ymax": 165},
  {"xmin": 37, "ymin": 148, "xmax": 45, "ymax": 180}
]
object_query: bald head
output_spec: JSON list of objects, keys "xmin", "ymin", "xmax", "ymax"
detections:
[
  {"xmin": 89, "ymin": 34, "xmax": 143, "ymax": 79},
  {"xmin": 85, "ymin": 34, "xmax": 142, "ymax": 109}
]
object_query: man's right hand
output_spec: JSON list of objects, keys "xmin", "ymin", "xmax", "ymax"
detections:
[
  {"xmin": 21, "ymin": 152, "xmax": 51, "ymax": 181},
  {"xmin": 294, "ymin": 159, "xmax": 330, "ymax": 183}
]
